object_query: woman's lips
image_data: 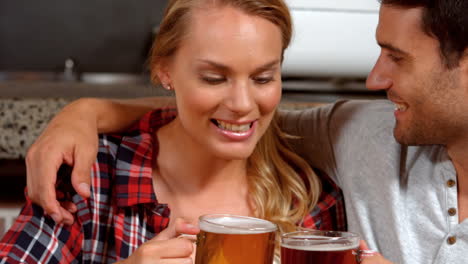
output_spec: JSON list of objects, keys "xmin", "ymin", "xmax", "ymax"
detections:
[
  {"xmin": 215, "ymin": 119, "xmax": 252, "ymax": 132},
  {"xmin": 211, "ymin": 119, "xmax": 256, "ymax": 141}
]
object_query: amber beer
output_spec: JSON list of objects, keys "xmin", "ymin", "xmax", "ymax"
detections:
[
  {"xmin": 281, "ymin": 231, "xmax": 360, "ymax": 264},
  {"xmin": 195, "ymin": 214, "xmax": 277, "ymax": 264}
]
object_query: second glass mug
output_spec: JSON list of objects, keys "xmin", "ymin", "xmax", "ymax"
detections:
[
  {"xmin": 194, "ymin": 214, "xmax": 277, "ymax": 264},
  {"xmin": 281, "ymin": 230, "xmax": 360, "ymax": 264}
]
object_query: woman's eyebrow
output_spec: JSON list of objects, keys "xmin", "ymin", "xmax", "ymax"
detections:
[
  {"xmin": 254, "ymin": 60, "xmax": 281, "ymax": 73},
  {"xmin": 196, "ymin": 59, "xmax": 280, "ymax": 73}
]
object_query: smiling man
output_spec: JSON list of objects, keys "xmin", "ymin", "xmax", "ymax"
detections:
[
  {"xmin": 17, "ymin": 0, "xmax": 468, "ymax": 263},
  {"xmin": 282, "ymin": 0, "xmax": 468, "ymax": 263}
]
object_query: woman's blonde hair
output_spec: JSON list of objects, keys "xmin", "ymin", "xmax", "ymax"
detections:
[{"xmin": 148, "ymin": 0, "xmax": 321, "ymax": 234}]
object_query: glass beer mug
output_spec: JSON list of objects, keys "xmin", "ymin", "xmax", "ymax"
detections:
[
  {"xmin": 195, "ymin": 214, "xmax": 277, "ymax": 264},
  {"xmin": 281, "ymin": 230, "xmax": 360, "ymax": 264}
]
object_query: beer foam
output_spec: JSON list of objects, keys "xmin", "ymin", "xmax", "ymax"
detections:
[
  {"xmin": 282, "ymin": 235, "xmax": 359, "ymax": 251},
  {"xmin": 282, "ymin": 243, "xmax": 358, "ymax": 251},
  {"xmin": 199, "ymin": 215, "xmax": 277, "ymax": 234}
]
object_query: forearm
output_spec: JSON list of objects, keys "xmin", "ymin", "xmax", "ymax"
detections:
[
  {"xmin": 62, "ymin": 96, "xmax": 176, "ymax": 133},
  {"xmin": 96, "ymin": 96, "xmax": 176, "ymax": 133}
]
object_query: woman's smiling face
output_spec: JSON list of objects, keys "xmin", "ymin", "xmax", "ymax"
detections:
[{"xmin": 157, "ymin": 5, "xmax": 283, "ymax": 160}]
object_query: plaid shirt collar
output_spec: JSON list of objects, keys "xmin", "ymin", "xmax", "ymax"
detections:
[{"xmin": 114, "ymin": 108, "xmax": 177, "ymax": 208}]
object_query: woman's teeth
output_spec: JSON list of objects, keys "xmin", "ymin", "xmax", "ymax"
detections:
[
  {"xmin": 395, "ymin": 103, "xmax": 408, "ymax": 111},
  {"xmin": 216, "ymin": 120, "xmax": 251, "ymax": 132}
]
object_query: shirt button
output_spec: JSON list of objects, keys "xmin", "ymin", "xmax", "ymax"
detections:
[
  {"xmin": 447, "ymin": 179, "xmax": 456, "ymax": 188},
  {"xmin": 447, "ymin": 236, "xmax": 457, "ymax": 245},
  {"xmin": 448, "ymin": 208, "xmax": 457, "ymax": 216}
]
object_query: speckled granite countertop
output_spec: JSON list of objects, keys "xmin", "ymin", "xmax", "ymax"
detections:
[
  {"xmin": 0, "ymin": 80, "xmax": 170, "ymax": 159},
  {"xmin": 0, "ymin": 98, "xmax": 72, "ymax": 159}
]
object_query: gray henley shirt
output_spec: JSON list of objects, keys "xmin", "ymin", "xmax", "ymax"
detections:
[{"xmin": 281, "ymin": 99, "xmax": 468, "ymax": 264}]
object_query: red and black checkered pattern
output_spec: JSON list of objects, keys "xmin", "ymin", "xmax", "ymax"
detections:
[{"xmin": 0, "ymin": 108, "xmax": 345, "ymax": 263}]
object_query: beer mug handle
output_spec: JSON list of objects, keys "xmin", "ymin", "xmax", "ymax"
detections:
[{"xmin": 177, "ymin": 234, "xmax": 197, "ymax": 243}]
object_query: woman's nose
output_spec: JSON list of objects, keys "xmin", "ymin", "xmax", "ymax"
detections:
[{"xmin": 224, "ymin": 82, "xmax": 255, "ymax": 115}]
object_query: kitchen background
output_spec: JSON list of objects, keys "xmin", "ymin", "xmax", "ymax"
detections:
[{"xmin": 0, "ymin": 0, "xmax": 384, "ymax": 236}]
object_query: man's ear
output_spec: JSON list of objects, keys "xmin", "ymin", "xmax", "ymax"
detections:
[
  {"xmin": 460, "ymin": 49, "xmax": 468, "ymax": 87},
  {"xmin": 462, "ymin": 49, "xmax": 468, "ymax": 68}
]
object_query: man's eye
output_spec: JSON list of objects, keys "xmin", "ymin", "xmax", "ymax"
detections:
[{"xmin": 388, "ymin": 54, "xmax": 403, "ymax": 63}]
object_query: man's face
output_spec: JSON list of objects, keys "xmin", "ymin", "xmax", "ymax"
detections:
[{"xmin": 366, "ymin": 5, "xmax": 468, "ymax": 146}]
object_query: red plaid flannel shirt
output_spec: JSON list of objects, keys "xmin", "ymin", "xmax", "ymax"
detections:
[{"xmin": 0, "ymin": 108, "xmax": 345, "ymax": 263}]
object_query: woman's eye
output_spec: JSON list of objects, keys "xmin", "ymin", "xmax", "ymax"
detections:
[{"xmin": 202, "ymin": 77, "xmax": 226, "ymax": 85}]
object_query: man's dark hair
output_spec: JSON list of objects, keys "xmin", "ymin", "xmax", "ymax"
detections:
[{"xmin": 379, "ymin": 0, "xmax": 468, "ymax": 68}]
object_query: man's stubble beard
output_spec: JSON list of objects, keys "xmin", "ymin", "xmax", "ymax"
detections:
[{"xmin": 392, "ymin": 68, "xmax": 463, "ymax": 146}]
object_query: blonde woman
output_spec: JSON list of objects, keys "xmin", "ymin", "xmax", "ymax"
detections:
[{"xmin": 1, "ymin": 0, "xmax": 345, "ymax": 262}]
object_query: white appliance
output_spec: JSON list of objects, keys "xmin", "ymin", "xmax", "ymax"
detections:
[{"xmin": 282, "ymin": 0, "xmax": 381, "ymax": 78}]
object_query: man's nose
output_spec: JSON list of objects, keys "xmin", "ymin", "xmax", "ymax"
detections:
[{"xmin": 366, "ymin": 56, "xmax": 393, "ymax": 91}]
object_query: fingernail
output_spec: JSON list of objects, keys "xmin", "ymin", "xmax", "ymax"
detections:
[
  {"xmin": 68, "ymin": 205, "xmax": 77, "ymax": 213},
  {"xmin": 178, "ymin": 234, "xmax": 197, "ymax": 243},
  {"xmin": 185, "ymin": 223, "xmax": 198, "ymax": 229},
  {"xmin": 78, "ymin": 183, "xmax": 90, "ymax": 196},
  {"xmin": 50, "ymin": 213, "xmax": 61, "ymax": 223}
]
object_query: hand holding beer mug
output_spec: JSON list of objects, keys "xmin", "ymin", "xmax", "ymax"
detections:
[
  {"xmin": 195, "ymin": 214, "xmax": 277, "ymax": 264},
  {"xmin": 281, "ymin": 230, "xmax": 360, "ymax": 264}
]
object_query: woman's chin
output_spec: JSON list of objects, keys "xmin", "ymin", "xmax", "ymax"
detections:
[{"xmin": 212, "ymin": 146, "xmax": 255, "ymax": 161}]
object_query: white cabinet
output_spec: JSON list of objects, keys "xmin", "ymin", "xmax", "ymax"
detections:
[
  {"xmin": 282, "ymin": 0, "xmax": 381, "ymax": 78},
  {"xmin": 286, "ymin": 0, "xmax": 379, "ymax": 11}
]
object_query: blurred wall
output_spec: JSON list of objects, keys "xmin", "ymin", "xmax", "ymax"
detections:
[{"xmin": 0, "ymin": 0, "xmax": 168, "ymax": 73}]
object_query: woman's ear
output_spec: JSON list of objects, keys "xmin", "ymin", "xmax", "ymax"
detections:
[{"xmin": 155, "ymin": 59, "xmax": 172, "ymax": 87}]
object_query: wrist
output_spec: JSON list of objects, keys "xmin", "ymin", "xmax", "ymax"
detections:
[
  {"xmin": 68, "ymin": 97, "xmax": 105, "ymax": 132},
  {"xmin": 46, "ymin": 98, "xmax": 97, "ymax": 131}
]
